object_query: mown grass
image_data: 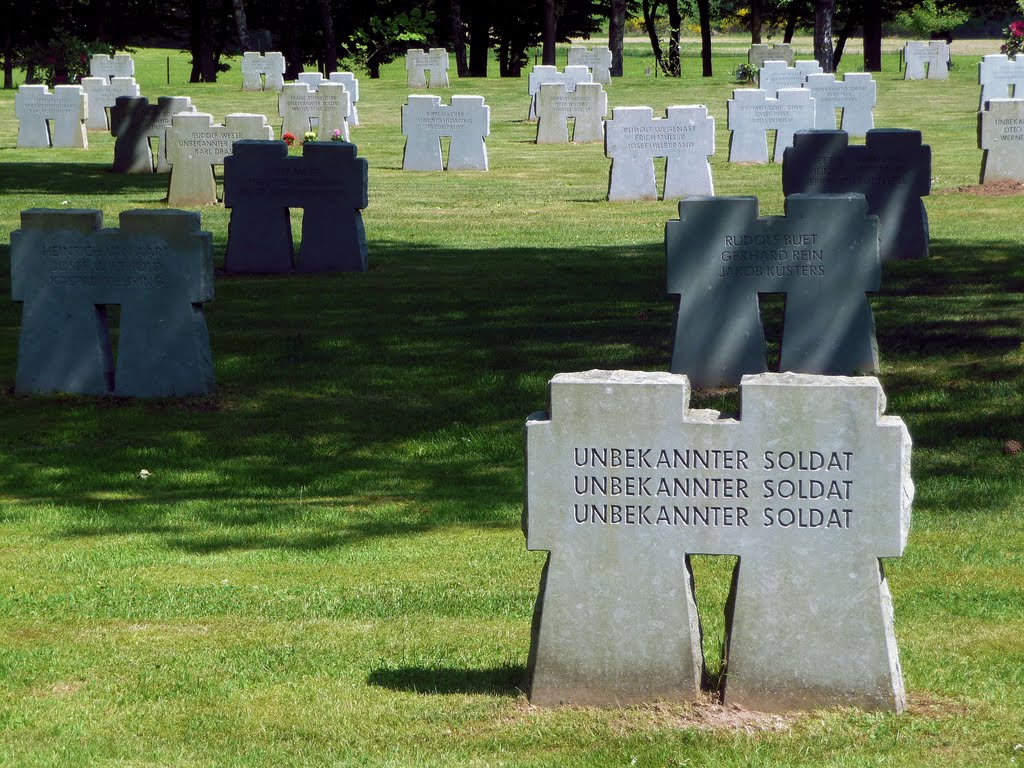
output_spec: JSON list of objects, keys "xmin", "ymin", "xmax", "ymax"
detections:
[{"xmin": 0, "ymin": 38, "xmax": 1022, "ymax": 767}]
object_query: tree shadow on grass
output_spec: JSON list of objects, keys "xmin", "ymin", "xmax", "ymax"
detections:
[
  {"xmin": 367, "ymin": 664, "xmax": 527, "ymax": 697},
  {"xmin": 2, "ymin": 162, "xmax": 170, "ymax": 196}
]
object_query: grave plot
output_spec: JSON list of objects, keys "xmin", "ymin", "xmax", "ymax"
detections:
[
  {"xmin": 536, "ymin": 82, "xmax": 607, "ymax": 144},
  {"xmin": 223, "ymin": 140, "xmax": 368, "ymax": 273},
  {"xmin": 727, "ymin": 88, "xmax": 815, "ymax": 163},
  {"xmin": 401, "ymin": 95, "xmax": 489, "ymax": 171},
  {"xmin": 80, "ymin": 76, "xmax": 141, "ymax": 131},
  {"xmin": 757, "ymin": 60, "xmax": 822, "ymax": 97},
  {"xmin": 604, "ymin": 105, "xmax": 715, "ymax": 201},
  {"xmin": 89, "ymin": 53, "xmax": 135, "ymax": 82},
  {"xmin": 568, "ymin": 45, "xmax": 612, "ymax": 84},
  {"xmin": 525, "ymin": 369, "xmax": 912, "ymax": 712},
  {"xmin": 802, "ymin": 72, "xmax": 876, "ymax": 136},
  {"xmin": 241, "ymin": 52, "xmax": 286, "ymax": 91},
  {"xmin": 782, "ymin": 128, "xmax": 932, "ymax": 261},
  {"xmin": 904, "ymin": 41, "xmax": 949, "ymax": 80},
  {"xmin": 110, "ymin": 96, "xmax": 197, "ymax": 174},
  {"xmin": 10, "ymin": 208, "xmax": 214, "ymax": 397},
  {"xmin": 527, "ymin": 65, "xmax": 593, "ymax": 120},
  {"xmin": 748, "ymin": 43, "xmax": 795, "ymax": 68},
  {"xmin": 978, "ymin": 54, "xmax": 1024, "ymax": 108},
  {"xmin": 979, "ymin": 98, "xmax": 1024, "ymax": 183},
  {"xmin": 666, "ymin": 195, "xmax": 880, "ymax": 387},
  {"xmin": 15, "ymin": 84, "xmax": 88, "ymax": 149},
  {"xmin": 406, "ymin": 48, "xmax": 450, "ymax": 88},
  {"xmin": 279, "ymin": 81, "xmax": 352, "ymax": 141},
  {"xmin": 165, "ymin": 112, "xmax": 274, "ymax": 206}
]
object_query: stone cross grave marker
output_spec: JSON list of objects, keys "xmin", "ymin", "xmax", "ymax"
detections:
[
  {"xmin": 978, "ymin": 54, "xmax": 1024, "ymax": 108},
  {"xmin": 757, "ymin": 60, "xmax": 822, "ymax": 97},
  {"xmin": 568, "ymin": 45, "xmax": 612, "ymax": 84},
  {"xmin": 241, "ymin": 51, "xmax": 286, "ymax": 91},
  {"xmin": 524, "ymin": 369, "xmax": 913, "ymax": 712},
  {"xmin": 406, "ymin": 48, "xmax": 450, "ymax": 88},
  {"xmin": 10, "ymin": 208, "xmax": 214, "ymax": 397},
  {"xmin": 604, "ymin": 105, "xmax": 715, "ymax": 201},
  {"xmin": 223, "ymin": 140, "xmax": 369, "ymax": 273},
  {"xmin": 165, "ymin": 112, "xmax": 274, "ymax": 206},
  {"xmin": 527, "ymin": 65, "xmax": 593, "ymax": 120},
  {"xmin": 782, "ymin": 129, "xmax": 932, "ymax": 261},
  {"xmin": 280, "ymin": 81, "xmax": 352, "ymax": 141},
  {"xmin": 15, "ymin": 84, "xmax": 88, "ymax": 149},
  {"xmin": 904, "ymin": 41, "xmax": 949, "ymax": 80},
  {"xmin": 979, "ymin": 98, "xmax": 1024, "ymax": 183},
  {"xmin": 80, "ymin": 76, "xmax": 141, "ymax": 131},
  {"xmin": 402, "ymin": 94, "xmax": 490, "ymax": 171},
  {"xmin": 748, "ymin": 43, "xmax": 794, "ymax": 68},
  {"xmin": 666, "ymin": 194, "xmax": 880, "ymax": 387},
  {"xmin": 329, "ymin": 72, "xmax": 360, "ymax": 125},
  {"xmin": 89, "ymin": 53, "xmax": 135, "ymax": 82},
  {"xmin": 802, "ymin": 72, "xmax": 876, "ymax": 136},
  {"xmin": 727, "ymin": 88, "xmax": 815, "ymax": 163},
  {"xmin": 536, "ymin": 82, "xmax": 607, "ymax": 144},
  {"xmin": 111, "ymin": 95, "xmax": 197, "ymax": 174}
]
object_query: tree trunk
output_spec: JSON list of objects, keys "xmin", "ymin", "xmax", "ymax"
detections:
[
  {"xmin": 3, "ymin": 28, "xmax": 13, "ymax": 88},
  {"xmin": 697, "ymin": 0, "xmax": 712, "ymax": 76},
  {"xmin": 832, "ymin": 8, "xmax": 857, "ymax": 71},
  {"xmin": 814, "ymin": 0, "xmax": 834, "ymax": 73},
  {"xmin": 320, "ymin": 0, "xmax": 337, "ymax": 73},
  {"xmin": 542, "ymin": 0, "xmax": 557, "ymax": 65},
  {"xmin": 233, "ymin": 0, "xmax": 250, "ymax": 51},
  {"xmin": 609, "ymin": 0, "xmax": 626, "ymax": 77},
  {"xmin": 449, "ymin": 0, "xmax": 469, "ymax": 77},
  {"xmin": 750, "ymin": 0, "xmax": 762, "ymax": 44},
  {"xmin": 667, "ymin": 0, "xmax": 681, "ymax": 76},
  {"xmin": 863, "ymin": 1, "xmax": 882, "ymax": 72},
  {"xmin": 783, "ymin": 2, "xmax": 799, "ymax": 43},
  {"xmin": 642, "ymin": 0, "xmax": 667, "ymax": 75},
  {"xmin": 468, "ymin": 5, "xmax": 490, "ymax": 76}
]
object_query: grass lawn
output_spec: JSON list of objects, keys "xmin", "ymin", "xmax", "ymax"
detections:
[{"xmin": 0, "ymin": 40, "xmax": 1022, "ymax": 767}]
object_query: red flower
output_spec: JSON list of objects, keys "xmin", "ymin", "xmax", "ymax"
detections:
[
  {"xmin": 282, "ymin": 132, "xmax": 296, "ymax": 146},
  {"xmin": 1011, "ymin": 20, "xmax": 1024, "ymax": 36}
]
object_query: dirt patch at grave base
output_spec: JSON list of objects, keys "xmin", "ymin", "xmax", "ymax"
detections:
[{"xmin": 936, "ymin": 179, "xmax": 1024, "ymax": 196}]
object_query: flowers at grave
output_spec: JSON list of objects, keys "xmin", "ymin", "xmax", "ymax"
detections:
[
  {"xmin": 1002, "ymin": 21, "xmax": 1024, "ymax": 56},
  {"xmin": 282, "ymin": 132, "xmax": 296, "ymax": 146},
  {"xmin": 331, "ymin": 128, "xmax": 342, "ymax": 141},
  {"xmin": 734, "ymin": 62, "xmax": 757, "ymax": 84},
  {"xmin": 303, "ymin": 130, "xmax": 317, "ymax": 144}
]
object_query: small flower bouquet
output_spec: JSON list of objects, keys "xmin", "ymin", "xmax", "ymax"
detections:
[
  {"xmin": 303, "ymin": 130, "xmax": 317, "ymax": 144},
  {"xmin": 282, "ymin": 132, "xmax": 296, "ymax": 147},
  {"xmin": 331, "ymin": 128, "xmax": 343, "ymax": 141},
  {"xmin": 1003, "ymin": 20, "xmax": 1024, "ymax": 56}
]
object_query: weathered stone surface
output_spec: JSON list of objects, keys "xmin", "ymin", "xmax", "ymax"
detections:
[
  {"xmin": 749, "ymin": 43, "xmax": 794, "ymax": 68},
  {"xmin": 89, "ymin": 53, "xmax": 135, "ymax": 82},
  {"xmin": 568, "ymin": 45, "xmax": 613, "ymax": 84},
  {"xmin": 401, "ymin": 94, "xmax": 489, "ymax": 171},
  {"xmin": 904, "ymin": 41, "xmax": 949, "ymax": 80},
  {"xmin": 525, "ymin": 369, "xmax": 912, "ymax": 712},
  {"xmin": 758, "ymin": 60, "xmax": 822, "ymax": 97},
  {"xmin": 15, "ymin": 85, "xmax": 89, "ymax": 149},
  {"xmin": 604, "ymin": 105, "xmax": 715, "ymax": 201},
  {"xmin": 536, "ymin": 82, "xmax": 607, "ymax": 144},
  {"xmin": 979, "ymin": 98, "xmax": 1024, "ymax": 183},
  {"xmin": 80, "ymin": 76, "xmax": 140, "ymax": 131},
  {"xmin": 782, "ymin": 129, "xmax": 931, "ymax": 261},
  {"xmin": 802, "ymin": 73, "xmax": 876, "ymax": 136},
  {"xmin": 666, "ymin": 195, "xmax": 880, "ymax": 387},
  {"xmin": 527, "ymin": 65, "xmax": 593, "ymax": 120},
  {"xmin": 241, "ymin": 52, "xmax": 286, "ymax": 91},
  {"xmin": 329, "ymin": 72, "xmax": 360, "ymax": 125},
  {"xmin": 406, "ymin": 48, "xmax": 450, "ymax": 88},
  {"xmin": 10, "ymin": 208, "xmax": 214, "ymax": 397},
  {"xmin": 978, "ymin": 54, "xmax": 1024, "ymax": 108},
  {"xmin": 279, "ymin": 81, "xmax": 352, "ymax": 141},
  {"xmin": 223, "ymin": 140, "xmax": 368, "ymax": 272},
  {"xmin": 165, "ymin": 112, "xmax": 274, "ymax": 206},
  {"xmin": 110, "ymin": 95, "xmax": 197, "ymax": 173},
  {"xmin": 727, "ymin": 88, "xmax": 815, "ymax": 163}
]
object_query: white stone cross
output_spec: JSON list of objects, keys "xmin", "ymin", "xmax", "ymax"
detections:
[
  {"xmin": 568, "ymin": 45, "xmax": 613, "ymax": 84},
  {"xmin": 978, "ymin": 54, "xmax": 1024, "ymax": 108},
  {"xmin": 14, "ymin": 84, "xmax": 88, "ymax": 149},
  {"xmin": 536, "ymin": 82, "xmax": 607, "ymax": 144},
  {"xmin": 241, "ymin": 52, "xmax": 286, "ymax": 91},
  {"xmin": 80, "ymin": 76, "xmax": 141, "ymax": 131},
  {"xmin": 803, "ymin": 72, "xmax": 876, "ymax": 136},
  {"xmin": 165, "ymin": 112, "xmax": 274, "ymax": 206},
  {"xmin": 406, "ymin": 48, "xmax": 450, "ymax": 88},
  {"xmin": 904, "ymin": 41, "xmax": 949, "ymax": 80},
  {"xmin": 604, "ymin": 105, "xmax": 715, "ymax": 201},
  {"xmin": 89, "ymin": 53, "xmax": 135, "ymax": 82},
  {"xmin": 527, "ymin": 64, "xmax": 594, "ymax": 120},
  {"xmin": 329, "ymin": 72, "xmax": 360, "ymax": 125},
  {"xmin": 979, "ymin": 98, "xmax": 1024, "ymax": 183},
  {"xmin": 749, "ymin": 43, "xmax": 794, "ymax": 68},
  {"xmin": 279, "ymin": 81, "xmax": 351, "ymax": 140},
  {"xmin": 401, "ymin": 94, "xmax": 490, "ymax": 171},
  {"xmin": 524, "ymin": 369, "xmax": 913, "ymax": 712},
  {"xmin": 727, "ymin": 88, "xmax": 815, "ymax": 163},
  {"xmin": 757, "ymin": 60, "xmax": 822, "ymax": 97}
]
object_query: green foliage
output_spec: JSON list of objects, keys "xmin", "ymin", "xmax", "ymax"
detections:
[
  {"xmin": 734, "ymin": 61, "xmax": 757, "ymax": 82},
  {"xmin": 19, "ymin": 29, "xmax": 115, "ymax": 86},
  {"xmin": 893, "ymin": 0, "xmax": 970, "ymax": 37}
]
